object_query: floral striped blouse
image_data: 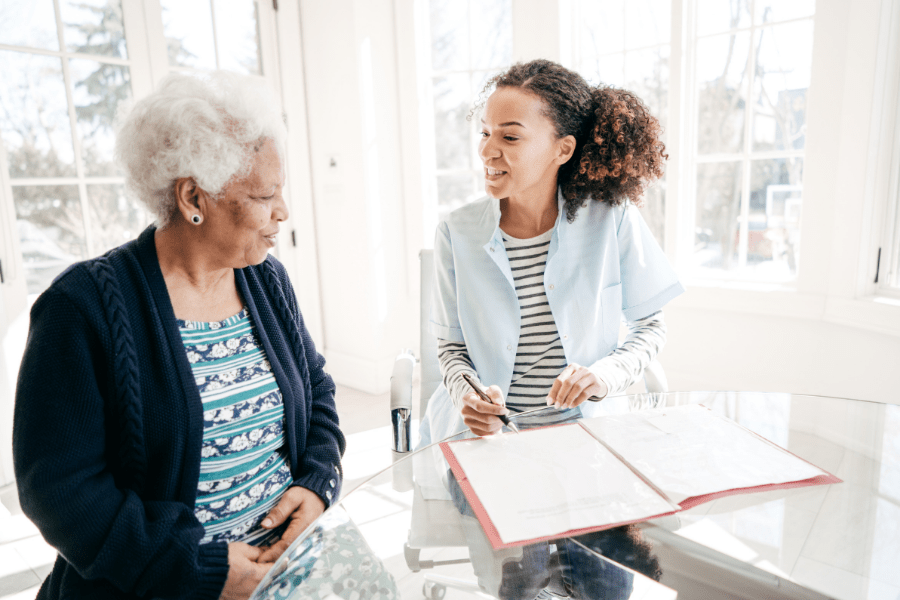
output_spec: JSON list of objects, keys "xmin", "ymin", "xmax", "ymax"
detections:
[{"xmin": 178, "ymin": 308, "xmax": 293, "ymax": 546}]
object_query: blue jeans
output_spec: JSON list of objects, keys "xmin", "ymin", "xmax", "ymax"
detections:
[{"xmin": 448, "ymin": 469, "xmax": 643, "ymax": 600}]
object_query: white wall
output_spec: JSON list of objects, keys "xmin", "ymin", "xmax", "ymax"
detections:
[
  {"xmin": 298, "ymin": 0, "xmax": 417, "ymax": 394},
  {"xmin": 660, "ymin": 306, "xmax": 900, "ymax": 404}
]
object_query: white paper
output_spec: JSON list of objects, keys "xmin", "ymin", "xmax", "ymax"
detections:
[
  {"xmin": 581, "ymin": 405, "xmax": 827, "ymax": 505},
  {"xmin": 448, "ymin": 424, "xmax": 677, "ymax": 545}
]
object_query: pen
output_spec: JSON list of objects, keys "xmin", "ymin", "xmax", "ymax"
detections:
[{"xmin": 461, "ymin": 372, "xmax": 520, "ymax": 433}]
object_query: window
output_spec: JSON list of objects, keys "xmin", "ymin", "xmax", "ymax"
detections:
[
  {"xmin": 424, "ymin": 0, "xmax": 512, "ymax": 221},
  {"xmin": 689, "ymin": 0, "xmax": 814, "ymax": 283},
  {"xmin": 0, "ymin": 0, "xmax": 270, "ymax": 297},
  {"xmin": 570, "ymin": 0, "xmax": 671, "ymax": 247},
  {"xmin": 567, "ymin": 0, "xmax": 816, "ymax": 284},
  {"xmin": 160, "ymin": 0, "xmax": 263, "ymax": 75},
  {"xmin": 0, "ymin": 0, "xmax": 146, "ymax": 295}
]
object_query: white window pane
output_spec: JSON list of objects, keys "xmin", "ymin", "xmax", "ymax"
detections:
[
  {"xmin": 578, "ymin": 1, "xmax": 624, "ymax": 56},
  {"xmin": 430, "ymin": 0, "xmax": 468, "ymax": 72},
  {"xmin": 433, "ymin": 74, "xmax": 473, "ymax": 171},
  {"xmin": 13, "ymin": 184, "xmax": 86, "ymax": 295},
  {"xmin": 696, "ymin": 31, "xmax": 751, "ymax": 155},
  {"xmin": 161, "ymin": 0, "xmax": 217, "ymax": 70},
  {"xmin": 624, "ymin": 47, "xmax": 670, "ymax": 135},
  {"xmin": 581, "ymin": 53, "xmax": 625, "ymax": 87},
  {"xmin": 755, "ymin": 0, "xmax": 815, "ymax": 25},
  {"xmin": 436, "ymin": 172, "xmax": 478, "ymax": 216},
  {"xmin": 60, "ymin": 0, "xmax": 128, "ymax": 59},
  {"xmin": 752, "ymin": 21, "xmax": 814, "ymax": 152},
  {"xmin": 0, "ymin": 51, "xmax": 77, "ymax": 178},
  {"xmin": 0, "ymin": 0, "xmax": 59, "ymax": 51},
  {"xmin": 625, "ymin": 0, "xmax": 671, "ymax": 49},
  {"xmin": 87, "ymin": 184, "xmax": 150, "ymax": 254},
  {"xmin": 469, "ymin": 0, "xmax": 511, "ymax": 70},
  {"xmin": 696, "ymin": 0, "xmax": 751, "ymax": 36},
  {"xmin": 747, "ymin": 158, "xmax": 803, "ymax": 280},
  {"xmin": 70, "ymin": 58, "xmax": 133, "ymax": 176},
  {"xmin": 213, "ymin": 0, "xmax": 261, "ymax": 75},
  {"xmin": 694, "ymin": 161, "xmax": 742, "ymax": 272}
]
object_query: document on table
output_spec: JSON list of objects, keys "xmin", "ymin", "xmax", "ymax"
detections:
[
  {"xmin": 443, "ymin": 424, "xmax": 678, "ymax": 547},
  {"xmin": 580, "ymin": 404, "xmax": 833, "ymax": 506}
]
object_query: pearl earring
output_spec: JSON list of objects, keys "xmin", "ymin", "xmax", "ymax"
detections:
[{"xmin": 191, "ymin": 214, "xmax": 202, "ymax": 225}]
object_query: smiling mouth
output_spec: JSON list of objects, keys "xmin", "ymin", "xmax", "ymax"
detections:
[
  {"xmin": 485, "ymin": 167, "xmax": 507, "ymax": 179},
  {"xmin": 263, "ymin": 233, "xmax": 277, "ymax": 244}
]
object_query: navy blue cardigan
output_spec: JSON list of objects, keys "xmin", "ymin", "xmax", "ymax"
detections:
[{"xmin": 13, "ymin": 227, "xmax": 345, "ymax": 599}]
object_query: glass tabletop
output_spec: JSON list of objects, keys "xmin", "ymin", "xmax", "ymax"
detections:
[{"xmin": 250, "ymin": 391, "xmax": 900, "ymax": 600}]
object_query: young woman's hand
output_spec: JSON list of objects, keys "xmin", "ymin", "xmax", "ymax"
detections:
[
  {"xmin": 257, "ymin": 486, "xmax": 326, "ymax": 563},
  {"xmin": 460, "ymin": 385, "xmax": 508, "ymax": 436},
  {"xmin": 547, "ymin": 363, "xmax": 608, "ymax": 409},
  {"xmin": 219, "ymin": 543, "xmax": 273, "ymax": 600}
]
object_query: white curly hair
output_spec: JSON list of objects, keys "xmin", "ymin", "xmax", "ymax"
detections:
[{"xmin": 115, "ymin": 71, "xmax": 287, "ymax": 228}]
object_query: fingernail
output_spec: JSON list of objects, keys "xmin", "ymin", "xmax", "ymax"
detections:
[
  {"xmin": 546, "ymin": 397, "xmax": 553, "ymax": 406},
  {"xmin": 262, "ymin": 519, "xmax": 272, "ymax": 528}
]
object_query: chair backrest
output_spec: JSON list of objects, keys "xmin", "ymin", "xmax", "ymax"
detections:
[
  {"xmin": 419, "ymin": 250, "xmax": 442, "ymax": 413},
  {"xmin": 417, "ymin": 248, "xmax": 668, "ymax": 413}
]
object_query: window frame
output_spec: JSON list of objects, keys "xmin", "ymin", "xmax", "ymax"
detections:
[{"xmin": 870, "ymin": 0, "xmax": 900, "ymax": 299}]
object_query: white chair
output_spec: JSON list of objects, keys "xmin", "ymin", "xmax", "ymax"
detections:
[{"xmin": 389, "ymin": 249, "xmax": 669, "ymax": 599}]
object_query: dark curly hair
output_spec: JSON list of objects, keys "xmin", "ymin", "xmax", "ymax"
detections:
[{"xmin": 475, "ymin": 59, "xmax": 667, "ymax": 222}]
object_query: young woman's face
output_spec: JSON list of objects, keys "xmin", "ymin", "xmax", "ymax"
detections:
[
  {"xmin": 478, "ymin": 87, "xmax": 568, "ymax": 202},
  {"xmin": 205, "ymin": 138, "xmax": 287, "ymax": 267}
]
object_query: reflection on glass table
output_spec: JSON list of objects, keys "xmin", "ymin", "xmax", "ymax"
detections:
[{"xmin": 251, "ymin": 392, "xmax": 900, "ymax": 600}]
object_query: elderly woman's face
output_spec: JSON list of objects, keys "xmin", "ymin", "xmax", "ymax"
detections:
[{"xmin": 206, "ymin": 138, "xmax": 286, "ymax": 267}]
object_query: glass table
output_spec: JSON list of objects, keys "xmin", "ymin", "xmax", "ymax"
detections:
[{"xmin": 250, "ymin": 392, "xmax": 900, "ymax": 600}]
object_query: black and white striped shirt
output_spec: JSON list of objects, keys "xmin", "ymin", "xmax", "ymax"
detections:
[{"xmin": 438, "ymin": 228, "xmax": 667, "ymax": 428}]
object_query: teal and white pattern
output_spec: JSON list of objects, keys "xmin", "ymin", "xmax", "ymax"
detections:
[
  {"xmin": 179, "ymin": 308, "xmax": 293, "ymax": 546},
  {"xmin": 252, "ymin": 507, "xmax": 399, "ymax": 600}
]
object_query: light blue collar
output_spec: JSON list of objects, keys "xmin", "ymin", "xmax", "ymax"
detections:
[{"xmin": 482, "ymin": 188, "xmax": 566, "ymax": 285}]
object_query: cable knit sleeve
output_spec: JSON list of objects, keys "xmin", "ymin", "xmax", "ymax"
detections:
[{"xmin": 12, "ymin": 279, "xmax": 229, "ymax": 600}]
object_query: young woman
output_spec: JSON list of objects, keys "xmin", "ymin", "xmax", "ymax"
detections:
[{"xmin": 423, "ymin": 58, "xmax": 682, "ymax": 598}]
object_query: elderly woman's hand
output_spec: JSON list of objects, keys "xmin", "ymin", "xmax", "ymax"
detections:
[
  {"xmin": 220, "ymin": 543, "xmax": 273, "ymax": 600},
  {"xmin": 257, "ymin": 486, "xmax": 326, "ymax": 563},
  {"xmin": 461, "ymin": 385, "xmax": 508, "ymax": 437},
  {"xmin": 547, "ymin": 363, "xmax": 608, "ymax": 409}
]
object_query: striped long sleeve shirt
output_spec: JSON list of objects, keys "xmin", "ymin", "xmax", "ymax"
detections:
[{"xmin": 438, "ymin": 228, "xmax": 667, "ymax": 428}]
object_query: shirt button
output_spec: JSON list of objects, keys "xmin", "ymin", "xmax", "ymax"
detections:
[
  {"xmin": 334, "ymin": 465, "xmax": 340, "ymax": 474},
  {"xmin": 563, "ymin": 335, "xmax": 568, "ymax": 340},
  {"xmin": 548, "ymin": 284, "xmax": 555, "ymax": 290},
  {"xmin": 329, "ymin": 479, "xmax": 336, "ymax": 488},
  {"xmin": 490, "ymin": 247, "xmax": 495, "ymax": 252},
  {"xmin": 325, "ymin": 490, "xmax": 333, "ymax": 500},
  {"xmin": 507, "ymin": 345, "xmax": 512, "ymax": 351}
]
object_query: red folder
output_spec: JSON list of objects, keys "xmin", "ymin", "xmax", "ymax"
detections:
[{"xmin": 440, "ymin": 407, "xmax": 841, "ymax": 550}]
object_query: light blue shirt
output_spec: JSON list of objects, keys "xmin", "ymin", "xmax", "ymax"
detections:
[{"xmin": 419, "ymin": 190, "xmax": 684, "ymax": 458}]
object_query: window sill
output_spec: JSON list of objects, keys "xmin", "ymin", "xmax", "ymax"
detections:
[{"xmin": 668, "ymin": 283, "xmax": 900, "ymax": 338}]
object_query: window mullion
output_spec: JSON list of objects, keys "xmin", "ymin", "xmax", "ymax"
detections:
[
  {"xmin": 737, "ymin": 13, "xmax": 760, "ymax": 271},
  {"xmin": 666, "ymin": 0, "xmax": 685, "ymax": 259},
  {"xmin": 53, "ymin": 0, "xmax": 96, "ymax": 258},
  {"xmin": 680, "ymin": 0, "xmax": 700, "ymax": 269},
  {"xmin": 208, "ymin": 0, "xmax": 221, "ymax": 70}
]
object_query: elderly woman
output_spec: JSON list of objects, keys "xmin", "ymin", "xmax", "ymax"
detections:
[{"xmin": 12, "ymin": 71, "xmax": 344, "ymax": 600}]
